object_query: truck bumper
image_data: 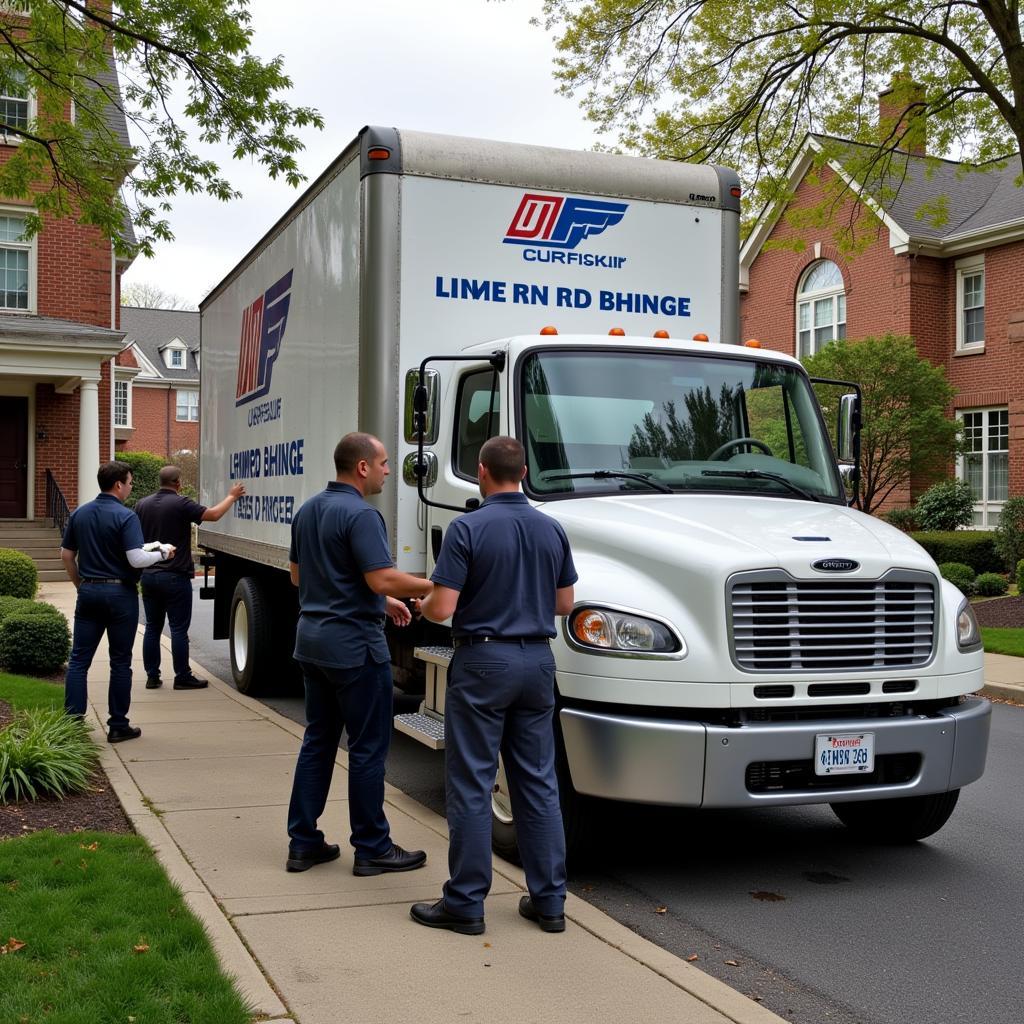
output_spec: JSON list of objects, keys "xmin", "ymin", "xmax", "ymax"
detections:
[{"xmin": 559, "ymin": 697, "xmax": 991, "ymax": 808}]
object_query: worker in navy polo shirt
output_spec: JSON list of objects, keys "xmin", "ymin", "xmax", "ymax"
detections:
[
  {"xmin": 411, "ymin": 435, "xmax": 577, "ymax": 936},
  {"xmin": 61, "ymin": 460, "xmax": 175, "ymax": 742},
  {"xmin": 136, "ymin": 465, "xmax": 245, "ymax": 690},
  {"xmin": 285, "ymin": 432, "xmax": 433, "ymax": 875}
]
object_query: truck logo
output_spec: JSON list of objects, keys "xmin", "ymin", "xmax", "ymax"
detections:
[
  {"xmin": 235, "ymin": 270, "xmax": 293, "ymax": 406},
  {"xmin": 503, "ymin": 193, "xmax": 628, "ymax": 250},
  {"xmin": 812, "ymin": 558, "xmax": 860, "ymax": 573}
]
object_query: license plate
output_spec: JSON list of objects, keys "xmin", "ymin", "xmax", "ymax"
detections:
[{"xmin": 814, "ymin": 732, "xmax": 875, "ymax": 776}]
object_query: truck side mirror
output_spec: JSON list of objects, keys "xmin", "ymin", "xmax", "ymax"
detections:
[
  {"xmin": 402, "ymin": 451, "xmax": 438, "ymax": 487},
  {"xmin": 836, "ymin": 393, "xmax": 858, "ymax": 463},
  {"xmin": 404, "ymin": 368, "xmax": 439, "ymax": 444}
]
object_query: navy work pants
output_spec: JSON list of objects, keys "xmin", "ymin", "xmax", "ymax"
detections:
[
  {"xmin": 443, "ymin": 642, "xmax": 567, "ymax": 919},
  {"xmin": 64, "ymin": 581, "xmax": 139, "ymax": 728},
  {"xmin": 287, "ymin": 655, "xmax": 394, "ymax": 859},
  {"xmin": 141, "ymin": 570, "xmax": 195, "ymax": 681}
]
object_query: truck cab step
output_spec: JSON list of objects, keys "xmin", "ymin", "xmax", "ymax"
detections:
[{"xmin": 394, "ymin": 711, "xmax": 445, "ymax": 749}]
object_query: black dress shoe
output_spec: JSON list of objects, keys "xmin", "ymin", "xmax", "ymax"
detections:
[
  {"xmin": 107, "ymin": 725, "xmax": 142, "ymax": 743},
  {"xmin": 285, "ymin": 842, "xmax": 341, "ymax": 873},
  {"xmin": 518, "ymin": 895, "xmax": 566, "ymax": 932},
  {"xmin": 145, "ymin": 676, "xmax": 162, "ymax": 689},
  {"xmin": 353, "ymin": 843, "xmax": 426, "ymax": 876},
  {"xmin": 173, "ymin": 675, "xmax": 208, "ymax": 690},
  {"xmin": 410, "ymin": 899, "xmax": 485, "ymax": 935}
]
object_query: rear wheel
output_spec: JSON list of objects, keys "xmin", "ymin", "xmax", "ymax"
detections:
[
  {"xmin": 229, "ymin": 577, "xmax": 274, "ymax": 695},
  {"xmin": 830, "ymin": 789, "xmax": 960, "ymax": 843}
]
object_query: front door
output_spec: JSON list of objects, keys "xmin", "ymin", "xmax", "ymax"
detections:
[{"xmin": 0, "ymin": 397, "xmax": 28, "ymax": 518}]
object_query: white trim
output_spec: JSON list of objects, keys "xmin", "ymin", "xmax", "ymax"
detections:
[
  {"xmin": 0, "ymin": 379, "xmax": 36, "ymax": 518},
  {"xmin": 955, "ymin": 254, "xmax": 985, "ymax": 351},
  {"xmin": 126, "ymin": 341, "xmax": 162, "ymax": 379},
  {"xmin": 175, "ymin": 387, "xmax": 199, "ymax": 422},
  {"xmin": 0, "ymin": 204, "xmax": 37, "ymax": 313},
  {"xmin": 956, "ymin": 406, "xmax": 1008, "ymax": 528},
  {"xmin": 113, "ymin": 376, "xmax": 132, "ymax": 429},
  {"xmin": 0, "ymin": 69, "xmax": 37, "ymax": 147}
]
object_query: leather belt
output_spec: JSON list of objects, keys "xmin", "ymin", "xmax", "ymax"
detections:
[
  {"xmin": 82, "ymin": 577, "xmax": 129, "ymax": 585},
  {"xmin": 453, "ymin": 635, "xmax": 551, "ymax": 648}
]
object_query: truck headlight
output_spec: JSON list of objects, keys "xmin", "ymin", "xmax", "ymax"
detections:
[
  {"xmin": 568, "ymin": 606, "xmax": 684, "ymax": 655},
  {"xmin": 956, "ymin": 598, "xmax": 981, "ymax": 650}
]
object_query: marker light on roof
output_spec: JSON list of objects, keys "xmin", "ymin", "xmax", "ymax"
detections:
[
  {"xmin": 653, "ymin": 330, "xmax": 670, "ymax": 339},
  {"xmin": 609, "ymin": 327, "xmax": 625, "ymax": 336},
  {"xmin": 743, "ymin": 338, "xmax": 762, "ymax": 348},
  {"xmin": 692, "ymin": 333, "xmax": 709, "ymax": 343},
  {"xmin": 367, "ymin": 147, "xmax": 391, "ymax": 160},
  {"xmin": 730, "ymin": 185, "xmax": 742, "ymax": 199},
  {"xmin": 540, "ymin": 326, "xmax": 558, "ymax": 335}
]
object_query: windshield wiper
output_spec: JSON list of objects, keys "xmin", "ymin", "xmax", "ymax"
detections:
[
  {"xmin": 544, "ymin": 470, "xmax": 673, "ymax": 494},
  {"xmin": 701, "ymin": 469, "xmax": 819, "ymax": 502}
]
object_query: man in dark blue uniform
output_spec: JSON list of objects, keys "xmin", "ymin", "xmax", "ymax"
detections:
[
  {"xmin": 61, "ymin": 461, "xmax": 175, "ymax": 742},
  {"xmin": 136, "ymin": 466, "xmax": 245, "ymax": 690},
  {"xmin": 286, "ymin": 432, "xmax": 433, "ymax": 875},
  {"xmin": 411, "ymin": 436, "xmax": 577, "ymax": 936}
]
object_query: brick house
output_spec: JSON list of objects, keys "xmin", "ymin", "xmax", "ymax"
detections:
[
  {"xmin": 0, "ymin": 34, "xmax": 135, "ymax": 519},
  {"xmin": 740, "ymin": 129, "xmax": 1024, "ymax": 527},
  {"xmin": 114, "ymin": 306, "xmax": 200, "ymax": 459}
]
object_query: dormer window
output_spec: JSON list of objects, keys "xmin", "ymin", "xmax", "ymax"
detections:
[{"xmin": 161, "ymin": 337, "xmax": 188, "ymax": 370}]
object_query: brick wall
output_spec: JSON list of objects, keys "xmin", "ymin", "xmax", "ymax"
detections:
[
  {"xmin": 115, "ymin": 385, "xmax": 199, "ymax": 459},
  {"xmin": 741, "ymin": 166, "xmax": 1024, "ymax": 511}
]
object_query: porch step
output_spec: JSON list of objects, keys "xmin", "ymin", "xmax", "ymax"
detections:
[
  {"xmin": 394, "ymin": 712, "xmax": 445, "ymax": 750},
  {"xmin": 0, "ymin": 518, "xmax": 54, "ymax": 528},
  {"xmin": 38, "ymin": 569, "xmax": 68, "ymax": 583},
  {"xmin": 0, "ymin": 522, "xmax": 66, "ymax": 583}
]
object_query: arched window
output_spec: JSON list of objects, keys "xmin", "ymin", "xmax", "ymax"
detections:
[{"xmin": 796, "ymin": 260, "xmax": 846, "ymax": 358}]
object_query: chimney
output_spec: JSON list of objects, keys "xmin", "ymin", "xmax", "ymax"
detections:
[{"xmin": 878, "ymin": 78, "xmax": 927, "ymax": 156}]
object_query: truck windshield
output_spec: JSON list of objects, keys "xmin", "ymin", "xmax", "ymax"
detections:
[{"xmin": 520, "ymin": 349, "xmax": 844, "ymax": 502}]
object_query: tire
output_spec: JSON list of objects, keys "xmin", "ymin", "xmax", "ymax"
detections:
[
  {"xmin": 830, "ymin": 789, "xmax": 961, "ymax": 843},
  {"xmin": 229, "ymin": 577, "xmax": 275, "ymax": 696},
  {"xmin": 490, "ymin": 731, "xmax": 596, "ymax": 866}
]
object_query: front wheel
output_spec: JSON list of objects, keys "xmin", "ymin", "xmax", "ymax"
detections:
[
  {"xmin": 830, "ymin": 789, "xmax": 960, "ymax": 843},
  {"xmin": 229, "ymin": 577, "xmax": 274, "ymax": 695}
]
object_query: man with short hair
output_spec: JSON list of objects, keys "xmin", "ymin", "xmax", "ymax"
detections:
[
  {"xmin": 61, "ymin": 461, "xmax": 175, "ymax": 742},
  {"xmin": 285, "ymin": 432, "xmax": 433, "ymax": 875},
  {"xmin": 411, "ymin": 436, "xmax": 577, "ymax": 936},
  {"xmin": 136, "ymin": 466, "xmax": 245, "ymax": 690}
]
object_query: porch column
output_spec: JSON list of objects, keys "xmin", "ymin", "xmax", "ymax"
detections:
[{"xmin": 77, "ymin": 378, "xmax": 100, "ymax": 507}]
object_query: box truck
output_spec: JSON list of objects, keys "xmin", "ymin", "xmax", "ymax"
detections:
[{"xmin": 199, "ymin": 126, "xmax": 990, "ymax": 856}]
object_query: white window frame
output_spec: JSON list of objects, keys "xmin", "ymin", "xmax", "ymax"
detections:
[
  {"xmin": 0, "ymin": 66, "xmax": 36, "ymax": 143},
  {"xmin": 955, "ymin": 254, "xmax": 985, "ymax": 351},
  {"xmin": 957, "ymin": 406, "xmax": 1008, "ymax": 528},
  {"xmin": 175, "ymin": 388, "xmax": 199, "ymax": 422},
  {"xmin": 162, "ymin": 338, "xmax": 188, "ymax": 369},
  {"xmin": 113, "ymin": 378, "xmax": 131, "ymax": 428},
  {"xmin": 0, "ymin": 204, "xmax": 36, "ymax": 313},
  {"xmin": 796, "ymin": 260, "xmax": 846, "ymax": 359}
]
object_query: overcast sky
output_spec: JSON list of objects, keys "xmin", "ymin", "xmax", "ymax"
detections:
[{"xmin": 120, "ymin": 0, "xmax": 601, "ymax": 306}]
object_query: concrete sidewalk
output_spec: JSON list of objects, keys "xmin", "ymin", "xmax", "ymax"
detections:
[{"xmin": 38, "ymin": 580, "xmax": 788, "ymax": 1024}]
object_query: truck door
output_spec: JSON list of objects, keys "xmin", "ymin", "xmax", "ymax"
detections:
[{"xmin": 425, "ymin": 364, "xmax": 504, "ymax": 574}]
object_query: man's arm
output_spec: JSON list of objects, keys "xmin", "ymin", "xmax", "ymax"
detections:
[
  {"xmin": 289, "ymin": 561, "xmax": 299, "ymax": 587},
  {"xmin": 201, "ymin": 483, "xmax": 246, "ymax": 523},
  {"xmin": 555, "ymin": 585, "xmax": 575, "ymax": 617},
  {"xmin": 418, "ymin": 584, "xmax": 459, "ymax": 623},
  {"xmin": 363, "ymin": 567, "xmax": 432, "ymax": 599},
  {"xmin": 60, "ymin": 547, "xmax": 80, "ymax": 589}
]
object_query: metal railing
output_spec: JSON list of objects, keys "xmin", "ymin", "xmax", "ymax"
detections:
[{"xmin": 45, "ymin": 469, "xmax": 71, "ymax": 536}]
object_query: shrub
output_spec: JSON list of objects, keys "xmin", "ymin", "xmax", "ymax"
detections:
[
  {"xmin": 1017, "ymin": 559, "xmax": 1024, "ymax": 594},
  {"xmin": 173, "ymin": 449, "xmax": 199, "ymax": 499},
  {"xmin": 0, "ymin": 612, "xmax": 72, "ymax": 676},
  {"xmin": 0, "ymin": 596, "xmax": 62, "ymax": 623},
  {"xmin": 938, "ymin": 562, "xmax": 975, "ymax": 594},
  {"xmin": 0, "ymin": 709, "xmax": 97, "ymax": 802},
  {"xmin": 119, "ymin": 450, "xmax": 165, "ymax": 508},
  {"xmin": 994, "ymin": 497, "xmax": 1024, "ymax": 571},
  {"xmin": 911, "ymin": 531, "xmax": 1002, "ymax": 574},
  {"xmin": 914, "ymin": 479, "xmax": 975, "ymax": 531},
  {"xmin": 884, "ymin": 508, "xmax": 918, "ymax": 532},
  {"xmin": 0, "ymin": 548, "xmax": 38, "ymax": 599},
  {"xmin": 975, "ymin": 572, "xmax": 1009, "ymax": 597}
]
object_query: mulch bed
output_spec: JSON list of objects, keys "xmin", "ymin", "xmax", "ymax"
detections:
[
  {"xmin": 0, "ymin": 698, "xmax": 134, "ymax": 841},
  {"xmin": 972, "ymin": 595, "xmax": 1024, "ymax": 628}
]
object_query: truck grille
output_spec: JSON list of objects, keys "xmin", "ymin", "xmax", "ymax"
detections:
[{"xmin": 728, "ymin": 569, "xmax": 936, "ymax": 672}]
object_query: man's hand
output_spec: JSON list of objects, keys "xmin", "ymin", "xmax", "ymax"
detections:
[
  {"xmin": 161, "ymin": 544, "xmax": 177, "ymax": 561},
  {"xmin": 385, "ymin": 596, "xmax": 412, "ymax": 627},
  {"xmin": 229, "ymin": 483, "xmax": 246, "ymax": 500}
]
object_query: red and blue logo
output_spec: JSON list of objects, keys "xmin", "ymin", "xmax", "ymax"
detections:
[
  {"xmin": 503, "ymin": 193, "xmax": 628, "ymax": 250},
  {"xmin": 235, "ymin": 270, "xmax": 293, "ymax": 406}
]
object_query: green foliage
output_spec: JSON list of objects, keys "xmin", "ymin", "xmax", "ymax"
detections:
[
  {"xmin": 804, "ymin": 336, "xmax": 959, "ymax": 513},
  {"xmin": 0, "ymin": 831, "xmax": 252, "ymax": 1023},
  {"xmin": 0, "ymin": 708, "xmax": 96, "ymax": 802},
  {"xmin": 540, "ymin": 2, "xmax": 1024, "ymax": 248},
  {"xmin": 884, "ymin": 508, "xmax": 918, "ymax": 532},
  {"xmin": 0, "ymin": 548, "xmax": 38, "ymax": 598},
  {"xmin": 119, "ymin": 450, "xmax": 165, "ymax": 508},
  {"xmin": 0, "ymin": 610, "xmax": 72, "ymax": 676},
  {"xmin": 1017, "ymin": 559, "xmax": 1024, "ymax": 594},
  {"xmin": 172, "ymin": 448, "xmax": 199, "ymax": 499},
  {"xmin": 938, "ymin": 562, "xmax": 975, "ymax": 594},
  {"xmin": 994, "ymin": 496, "xmax": 1024, "ymax": 571},
  {"xmin": 912, "ymin": 531, "xmax": 1002, "ymax": 574},
  {"xmin": 914, "ymin": 479, "xmax": 975, "ymax": 531},
  {"xmin": 974, "ymin": 572, "xmax": 1009, "ymax": 597},
  {"xmin": 0, "ymin": 1, "xmax": 323, "ymax": 258}
]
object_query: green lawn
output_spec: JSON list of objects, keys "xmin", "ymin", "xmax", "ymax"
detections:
[
  {"xmin": 982, "ymin": 628, "xmax": 1024, "ymax": 658},
  {"xmin": 1, "ymin": 674, "xmax": 252, "ymax": 1024}
]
